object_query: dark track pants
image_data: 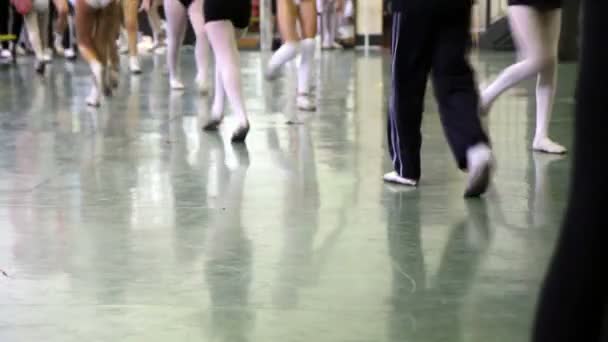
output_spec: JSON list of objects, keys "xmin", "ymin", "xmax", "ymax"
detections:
[{"xmin": 387, "ymin": 4, "xmax": 488, "ymax": 180}]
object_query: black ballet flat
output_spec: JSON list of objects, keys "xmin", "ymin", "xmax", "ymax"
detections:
[
  {"xmin": 231, "ymin": 124, "xmax": 250, "ymax": 143},
  {"xmin": 202, "ymin": 117, "xmax": 223, "ymax": 131}
]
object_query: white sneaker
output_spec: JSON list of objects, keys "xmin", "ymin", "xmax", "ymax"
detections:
[
  {"xmin": 464, "ymin": 143, "xmax": 493, "ymax": 197},
  {"xmin": 64, "ymin": 48, "xmax": 76, "ymax": 59},
  {"xmin": 170, "ymin": 78, "xmax": 185, "ymax": 90},
  {"xmin": 129, "ymin": 56, "xmax": 141, "ymax": 74},
  {"xmin": 383, "ymin": 171, "xmax": 418, "ymax": 186},
  {"xmin": 332, "ymin": 42, "xmax": 344, "ymax": 49},
  {"xmin": 296, "ymin": 94, "xmax": 316, "ymax": 111},
  {"xmin": 1, "ymin": 49, "xmax": 12, "ymax": 59}
]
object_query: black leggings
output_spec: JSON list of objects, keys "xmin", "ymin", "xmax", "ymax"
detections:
[
  {"xmin": 0, "ymin": 0, "xmax": 23, "ymax": 49},
  {"xmin": 532, "ymin": 1, "xmax": 608, "ymax": 341}
]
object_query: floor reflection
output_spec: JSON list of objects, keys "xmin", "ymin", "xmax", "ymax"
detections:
[{"xmin": 386, "ymin": 189, "xmax": 491, "ymax": 341}]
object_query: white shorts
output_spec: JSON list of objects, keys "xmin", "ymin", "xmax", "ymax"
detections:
[{"xmin": 85, "ymin": 0, "xmax": 113, "ymax": 9}]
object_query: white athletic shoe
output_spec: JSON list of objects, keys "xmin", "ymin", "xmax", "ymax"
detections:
[
  {"xmin": 296, "ymin": 94, "xmax": 316, "ymax": 111},
  {"xmin": 464, "ymin": 143, "xmax": 493, "ymax": 197},
  {"xmin": 170, "ymin": 78, "xmax": 185, "ymax": 90},
  {"xmin": 1, "ymin": 49, "xmax": 12, "ymax": 59},
  {"xmin": 64, "ymin": 48, "xmax": 76, "ymax": 60},
  {"xmin": 129, "ymin": 56, "xmax": 141, "ymax": 74},
  {"xmin": 383, "ymin": 171, "xmax": 418, "ymax": 187}
]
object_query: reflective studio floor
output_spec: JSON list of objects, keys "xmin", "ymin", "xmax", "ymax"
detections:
[{"xmin": 0, "ymin": 49, "xmax": 575, "ymax": 341}]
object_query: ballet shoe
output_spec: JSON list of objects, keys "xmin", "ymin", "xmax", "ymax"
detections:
[
  {"xmin": 202, "ymin": 116, "xmax": 223, "ymax": 131},
  {"xmin": 231, "ymin": 122, "xmax": 250, "ymax": 143},
  {"xmin": 170, "ymin": 78, "xmax": 185, "ymax": 90},
  {"xmin": 532, "ymin": 137, "xmax": 567, "ymax": 155}
]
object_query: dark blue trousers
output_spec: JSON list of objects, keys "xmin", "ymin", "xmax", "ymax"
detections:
[{"xmin": 387, "ymin": 3, "xmax": 488, "ymax": 180}]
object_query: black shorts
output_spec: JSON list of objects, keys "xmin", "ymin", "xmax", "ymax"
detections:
[
  {"xmin": 204, "ymin": 0, "xmax": 252, "ymax": 29},
  {"xmin": 508, "ymin": 0, "xmax": 562, "ymax": 10},
  {"xmin": 178, "ymin": 0, "xmax": 193, "ymax": 8}
]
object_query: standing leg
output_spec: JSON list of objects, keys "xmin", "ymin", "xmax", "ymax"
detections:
[
  {"xmin": 147, "ymin": 0, "xmax": 165, "ymax": 49},
  {"xmin": 296, "ymin": 0, "xmax": 317, "ymax": 110},
  {"xmin": 481, "ymin": 7, "xmax": 547, "ymax": 112},
  {"xmin": 37, "ymin": 7, "xmax": 50, "ymax": 60},
  {"xmin": 52, "ymin": 0, "xmax": 69, "ymax": 55},
  {"xmin": 203, "ymin": 65, "xmax": 225, "ymax": 129},
  {"xmin": 122, "ymin": 0, "xmax": 140, "ymax": 73},
  {"xmin": 23, "ymin": 12, "xmax": 46, "ymax": 73},
  {"xmin": 265, "ymin": 0, "xmax": 299, "ymax": 79},
  {"xmin": 533, "ymin": 9, "xmax": 565, "ymax": 154},
  {"xmin": 383, "ymin": 11, "xmax": 432, "ymax": 185},
  {"xmin": 106, "ymin": 1, "xmax": 121, "ymax": 88},
  {"xmin": 65, "ymin": 8, "xmax": 77, "ymax": 59},
  {"xmin": 432, "ymin": 5, "xmax": 493, "ymax": 197},
  {"xmin": 188, "ymin": 0, "xmax": 210, "ymax": 94},
  {"xmin": 76, "ymin": 0, "xmax": 104, "ymax": 106},
  {"xmin": 164, "ymin": 0, "xmax": 187, "ymax": 89},
  {"xmin": 204, "ymin": 21, "xmax": 250, "ymax": 142}
]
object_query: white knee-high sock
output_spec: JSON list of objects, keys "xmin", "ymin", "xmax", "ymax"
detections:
[
  {"xmin": 164, "ymin": 0, "xmax": 187, "ymax": 83},
  {"xmin": 205, "ymin": 21, "xmax": 248, "ymax": 124},
  {"xmin": 267, "ymin": 41, "xmax": 299, "ymax": 76},
  {"xmin": 24, "ymin": 13, "xmax": 44, "ymax": 60},
  {"xmin": 298, "ymin": 38, "xmax": 316, "ymax": 94}
]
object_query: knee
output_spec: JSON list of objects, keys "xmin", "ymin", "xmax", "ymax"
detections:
[{"xmin": 529, "ymin": 55, "xmax": 557, "ymax": 72}]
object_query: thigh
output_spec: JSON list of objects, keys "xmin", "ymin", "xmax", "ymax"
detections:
[
  {"xmin": 297, "ymin": 0, "xmax": 316, "ymax": 38},
  {"xmin": 121, "ymin": 0, "xmax": 137, "ymax": 22},
  {"xmin": 508, "ymin": 6, "xmax": 545, "ymax": 59},
  {"xmin": 276, "ymin": 0, "xmax": 298, "ymax": 40},
  {"xmin": 538, "ymin": 8, "xmax": 561, "ymax": 55},
  {"xmin": 187, "ymin": 0, "xmax": 205, "ymax": 31}
]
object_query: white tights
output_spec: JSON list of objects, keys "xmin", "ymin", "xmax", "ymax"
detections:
[
  {"xmin": 481, "ymin": 6, "xmax": 565, "ymax": 154},
  {"xmin": 320, "ymin": 0, "xmax": 337, "ymax": 47},
  {"xmin": 23, "ymin": 9, "xmax": 50, "ymax": 61},
  {"xmin": 164, "ymin": 0, "xmax": 209, "ymax": 90},
  {"xmin": 206, "ymin": 21, "xmax": 248, "ymax": 126}
]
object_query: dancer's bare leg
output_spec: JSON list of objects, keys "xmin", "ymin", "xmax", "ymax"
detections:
[
  {"xmin": 122, "ymin": 0, "xmax": 141, "ymax": 73},
  {"xmin": 76, "ymin": 0, "xmax": 104, "ymax": 105}
]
